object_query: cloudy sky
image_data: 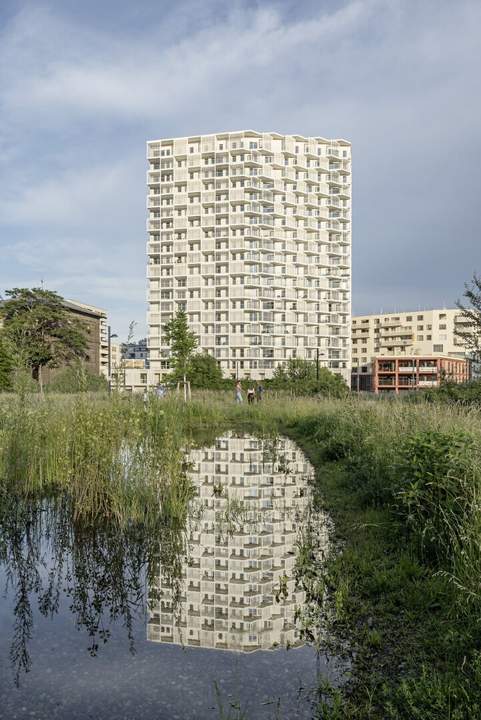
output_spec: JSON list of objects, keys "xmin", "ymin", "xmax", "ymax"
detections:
[{"xmin": 1, "ymin": 0, "xmax": 480, "ymax": 340}]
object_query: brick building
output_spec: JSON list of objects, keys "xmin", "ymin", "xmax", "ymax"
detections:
[{"xmin": 373, "ymin": 355, "xmax": 469, "ymax": 395}]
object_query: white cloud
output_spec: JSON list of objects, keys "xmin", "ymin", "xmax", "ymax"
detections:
[
  {"xmin": 0, "ymin": 2, "xmax": 378, "ymax": 122},
  {"xmin": 1, "ymin": 0, "xmax": 480, "ymax": 332}
]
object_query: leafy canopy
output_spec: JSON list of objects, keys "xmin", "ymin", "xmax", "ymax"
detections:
[
  {"xmin": 163, "ymin": 309, "xmax": 197, "ymax": 378},
  {"xmin": 189, "ymin": 353, "xmax": 226, "ymax": 389},
  {"xmin": 0, "ymin": 335, "xmax": 14, "ymax": 391},
  {"xmin": 270, "ymin": 358, "xmax": 348, "ymax": 397},
  {"xmin": 456, "ymin": 273, "xmax": 481, "ymax": 362},
  {"xmin": 0, "ymin": 288, "xmax": 88, "ymax": 378}
]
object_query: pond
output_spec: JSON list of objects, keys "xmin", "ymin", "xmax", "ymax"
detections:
[{"xmin": 0, "ymin": 434, "xmax": 343, "ymax": 719}]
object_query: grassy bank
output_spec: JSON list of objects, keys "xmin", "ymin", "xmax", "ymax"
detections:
[
  {"xmin": 283, "ymin": 401, "xmax": 481, "ymax": 719},
  {"xmin": 187, "ymin": 394, "xmax": 481, "ymax": 718},
  {"xmin": 1, "ymin": 391, "xmax": 480, "ymax": 717}
]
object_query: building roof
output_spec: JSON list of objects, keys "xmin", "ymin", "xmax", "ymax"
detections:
[
  {"xmin": 63, "ymin": 299, "xmax": 107, "ymax": 319},
  {"xmin": 147, "ymin": 131, "xmax": 351, "ymax": 145}
]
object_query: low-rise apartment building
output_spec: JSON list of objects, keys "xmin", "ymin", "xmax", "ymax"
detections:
[
  {"xmin": 121, "ymin": 337, "xmax": 149, "ymax": 368},
  {"xmin": 351, "ymin": 308, "xmax": 471, "ymax": 391},
  {"xmin": 374, "ymin": 356, "xmax": 469, "ymax": 395}
]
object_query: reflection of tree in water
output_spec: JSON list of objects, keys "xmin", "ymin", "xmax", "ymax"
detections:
[{"xmin": 0, "ymin": 491, "xmax": 188, "ymax": 686}]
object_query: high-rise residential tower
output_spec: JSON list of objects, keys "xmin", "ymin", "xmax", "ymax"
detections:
[{"xmin": 146, "ymin": 131, "xmax": 351, "ymax": 383}]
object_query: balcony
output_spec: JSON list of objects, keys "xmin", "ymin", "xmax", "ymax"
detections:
[
  {"xmin": 378, "ymin": 363, "xmax": 395, "ymax": 372},
  {"xmin": 378, "ymin": 377, "xmax": 395, "ymax": 386}
]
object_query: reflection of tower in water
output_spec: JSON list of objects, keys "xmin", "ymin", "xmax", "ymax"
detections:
[{"xmin": 148, "ymin": 435, "xmax": 328, "ymax": 651}]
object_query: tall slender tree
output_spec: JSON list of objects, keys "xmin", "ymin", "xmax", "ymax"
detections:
[
  {"xmin": 0, "ymin": 288, "xmax": 88, "ymax": 392},
  {"xmin": 455, "ymin": 273, "xmax": 481, "ymax": 363},
  {"xmin": 163, "ymin": 309, "xmax": 197, "ymax": 397}
]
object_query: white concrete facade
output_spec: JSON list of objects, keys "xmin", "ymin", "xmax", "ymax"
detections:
[{"xmin": 146, "ymin": 131, "xmax": 352, "ymax": 383}]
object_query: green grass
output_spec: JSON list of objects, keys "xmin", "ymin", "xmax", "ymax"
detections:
[{"xmin": 1, "ymin": 390, "xmax": 481, "ymax": 717}]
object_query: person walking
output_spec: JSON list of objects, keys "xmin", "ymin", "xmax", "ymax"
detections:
[
  {"xmin": 256, "ymin": 384, "xmax": 264, "ymax": 402},
  {"xmin": 235, "ymin": 380, "xmax": 243, "ymax": 403},
  {"xmin": 247, "ymin": 385, "xmax": 256, "ymax": 404}
]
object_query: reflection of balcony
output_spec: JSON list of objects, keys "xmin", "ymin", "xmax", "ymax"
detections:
[{"xmin": 148, "ymin": 433, "xmax": 328, "ymax": 653}]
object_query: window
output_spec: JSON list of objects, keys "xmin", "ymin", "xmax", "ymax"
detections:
[
  {"xmin": 417, "ymin": 315, "xmax": 424, "ymax": 320},
  {"xmin": 433, "ymin": 344, "xmax": 443, "ymax": 353}
]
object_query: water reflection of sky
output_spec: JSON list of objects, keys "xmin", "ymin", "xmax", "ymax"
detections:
[{"xmin": 0, "ymin": 435, "xmax": 340, "ymax": 720}]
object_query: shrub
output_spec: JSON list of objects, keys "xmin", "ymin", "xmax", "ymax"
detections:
[
  {"xmin": 269, "ymin": 359, "xmax": 349, "ymax": 398},
  {"xmin": 411, "ymin": 380, "xmax": 481, "ymax": 406},
  {"xmin": 46, "ymin": 366, "xmax": 108, "ymax": 393}
]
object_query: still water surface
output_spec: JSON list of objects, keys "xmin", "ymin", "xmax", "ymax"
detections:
[{"xmin": 0, "ymin": 434, "xmax": 342, "ymax": 719}]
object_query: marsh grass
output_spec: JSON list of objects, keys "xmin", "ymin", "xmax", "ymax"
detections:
[
  {"xmin": 0, "ymin": 392, "xmax": 196, "ymax": 527},
  {"xmin": 1, "ymin": 389, "xmax": 481, "ymax": 716}
]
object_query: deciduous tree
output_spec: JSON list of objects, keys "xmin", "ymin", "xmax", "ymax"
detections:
[
  {"xmin": 0, "ymin": 335, "xmax": 14, "ymax": 391},
  {"xmin": 271, "ymin": 358, "xmax": 348, "ymax": 397},
  {"xmin": 187, "ymin": 353, "xmax": 225, "ymax": 389},
  {"xmin": 163, "ymin": 310, "xmax": 198, "ymax": 397},
  {"xmin": 456, "ymin": 273, "xmax": 481, "ymax": 363},
  {"xmin": 0, "ymin": 288, "xmax": 88, "ymax": 392}
]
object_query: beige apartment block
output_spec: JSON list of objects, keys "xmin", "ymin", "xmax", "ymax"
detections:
[
  {"xmin": 146, "ymin": 130, "xmax": 352, "ymax": 383},
  {"xmin": 352, "ymin": 308, "xmax": 469, "ymax": 381},
  {"xmin": 147, "ymin": 434, "xmax": 329, "ymax": 652}
]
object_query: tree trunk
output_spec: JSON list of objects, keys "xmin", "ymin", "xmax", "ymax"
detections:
[{"xmin": 38, "ymin": 365, "xmax": 44, "ymax": 395}]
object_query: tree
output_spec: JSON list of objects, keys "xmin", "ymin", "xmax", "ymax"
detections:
[
  {"xmin": 0, "ymin": 288, "xmax": 88, "ymax": 392},
  {"xmin": 0, "ymin": 335, "xmax": 14, "ymax": 391},
  {"xmin": 456, "ymin": 273, "xmax": 481, "ymax": 363},
  {"xmin": 270, "ymin": 358, "xmax": 348, "ymax": 397},
  {"xmin": 187, "ymin": 353, "xmax": 225, "ymax": 389},
  {"xmin": 163, "ymin": 310, "xmax": 198, "ymax": 395}
]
